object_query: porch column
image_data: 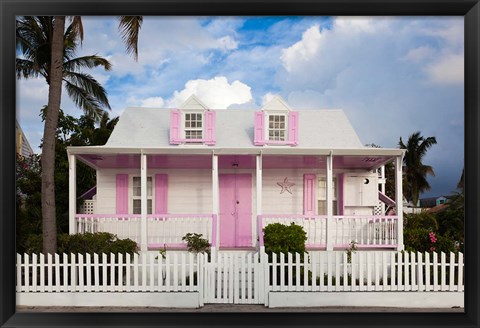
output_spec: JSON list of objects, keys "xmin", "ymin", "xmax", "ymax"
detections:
[
  {"xmin": 326, "ymin": 153, "xmax": 334, "ymax": 251},
  {"xmin": 395, "ymin": 155, "xmax": 404, "ymax": 250},
  {"xmin": 212, "ymin": 154, "xmax": 219, "ymax": 252},
  {"xmin": 140, "ymin": 153, "xmax": 148, "ymax": 252},
  {"xmin": 256, "ymin": 153, "xmax": 263, "ymax": 252},
  {"xmin": 68, "ymin": 153, "xmax": 76, "ymax": 234}
]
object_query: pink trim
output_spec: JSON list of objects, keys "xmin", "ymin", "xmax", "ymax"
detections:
[
  {"xmin": 259, "ymin": 214, "xmax": 327, "ymax": 220},
  {"xmin": 211, "ymin": 214, "xmax": 217, "ymax": 248},
  {"xmin": 288, "ymin": 111, "xmax": 299, "ymax": 145},
  {"xmin": 115, "ymin": 174, "xmax": 129, "ymax": 214},
  {"xmin": 254, "ymin": 112, "xmax": 265, "ymax": 145},
  {"xmin": 154, "ymin": 174, "xmax": 168, "ymax": 214},
  {"xmin": 75, "ymin": 214, "xmax": 214, "ymax": 219},
  {"xmin": 337, "ymin": 173, "xmax": 345, "ymax": 215},
  {"xmin": 303, "ymin": 174, "xmax": 317, "ymax": 216},
  {"xmin": 205, "ymin": 111, "xmax": 216, "ymax": 145},
  {"xmin": 169, "ymin": 109, "xmax": 181, "ymax": 144},
  {"xmin": 379, "ymin": 191, "xmax": 396, "ymax": 206}
]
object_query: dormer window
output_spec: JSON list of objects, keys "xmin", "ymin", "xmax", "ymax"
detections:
[
  {"xmin": 254, "ymin": 96, "xmax": 299, "ymax": 146},
  {"xmin": 184, "ymin": 112, "xmax": 203, "ymax": 140},
  {"xmin": 267, "ymin": 114, "xmax": 287, "ymax": 141},
  {"xmin": 169, "ymin": 95, "xmax": 216, "ymax": 146}
]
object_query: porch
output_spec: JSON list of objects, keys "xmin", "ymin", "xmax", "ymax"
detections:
[{"xmin": 67, "ymin": 148, "xmax": 405, "ymax": 252}]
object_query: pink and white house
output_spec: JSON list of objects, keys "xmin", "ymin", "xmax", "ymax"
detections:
[{"xmin": 67, "ymin": 95, "xmax": 405, "ymax": 253}]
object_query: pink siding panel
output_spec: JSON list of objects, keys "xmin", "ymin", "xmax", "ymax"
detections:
[
  {"xmin": 288, "ymin": 111, "xmax": 299, "ymax": 145},
  {"xmin": 155, "ymin": 174, "xmax": 168, "ymax": 214},
  {"xmin": 254, "ymin": 112, "xmax": 265, "ymax": 145},
  {"xmin": 169, "ymin": 109, "xmax": 181, "ymax": 144},
  {"xmin": 205, "ymin": 111, "xmax": 216, "ymax": 145},
  {"xmin": 116, "ymin": 174, "xmax": 129, "ymax": 214},
  {"xmin": 303, "ymin": 174, "xmax": 317, "ymax": 216}
]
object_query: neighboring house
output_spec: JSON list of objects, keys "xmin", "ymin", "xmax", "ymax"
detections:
[
  {"xmin": 16, "ymin": 120, "xmax": 34, "ymax": 158},
  {"xmin": 67, "ymin": 95, "xmax": 405, "ymax": 252}
]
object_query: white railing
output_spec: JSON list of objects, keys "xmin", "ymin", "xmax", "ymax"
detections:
[
  {"xmin": 267, "ymin": 251, "xmax": 464, "ymax": 292},
  {"xmin": 75, "ymin": 214, "xmax": 216, "ymax": 249},
  {"xmin": 259, "ymin": 215, "xmax": 327, "ymax": 247},
  {"xmin": 333, "ymin": 216, "xmax": 398, "ymax": 248},
  {"xmin": 16, "ymin": 252, "xmax": 204, "ymax": 293}
]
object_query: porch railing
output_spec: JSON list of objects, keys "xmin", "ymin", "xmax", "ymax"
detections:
[
  {"xmin": 332, "ymin": 216, "xmax": 398, "ymax": 248},
  {"xmin": 258, "ymin": 215, "xmax": 398, "ymax": 249},
  {"xmin": 75, "ymin": 214, "xmax": 216, "ymax": 249}
]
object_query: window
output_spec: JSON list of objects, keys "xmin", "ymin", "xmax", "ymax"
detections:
[
  {"xmin": 268, "ymin": 114, "xmax": 287, "ymax": 141},
  {"xmin": 132, "ymin": 177, "xmax": 152, "ymax": 214},
  {"xmin": 184, "ymin": 113, "xmax": 203, "ymax": 140},
  {"xmin": 318, "ymin": 177, "xmax": 337, "ymax": 215}
]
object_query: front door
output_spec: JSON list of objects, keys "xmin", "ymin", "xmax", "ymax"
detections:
[{"xmin": 219, "ymin": 174, "xmax": 252, "ymax": 248}]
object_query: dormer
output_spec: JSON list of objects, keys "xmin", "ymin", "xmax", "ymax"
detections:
[
  {"xmin": 169, "ymin": 95, "xmax": 216, "ymax": 145},
  {"xmin": 254, "ymin": 96, "xmax": 299, "ymax": 146}
]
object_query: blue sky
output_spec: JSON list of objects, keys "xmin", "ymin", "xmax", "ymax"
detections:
[{"xmin": 16, "ymin": 16, "xmax": 464, "ymax": 198}]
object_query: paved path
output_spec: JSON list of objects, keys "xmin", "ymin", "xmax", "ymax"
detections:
[{"xmin": 17, "ymin": 305, "xmax": 464, "ymax": 313}]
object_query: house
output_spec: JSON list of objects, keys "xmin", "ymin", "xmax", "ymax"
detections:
[
  {"xmin": 67, "ymin": 95, "xmax": 405, "ymax": 253},
  {"xmin": 16, "ymin": 120, "xmax": 34, "ymax": 158}
]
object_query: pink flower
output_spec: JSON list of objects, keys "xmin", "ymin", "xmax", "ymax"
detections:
[
  {"xmin": 429, "ymin": 232, "xmax": 437, "ymax": 243},
  {"xmin": 430, "ymin": 247, "xmax": 436, "ymax": 252}
]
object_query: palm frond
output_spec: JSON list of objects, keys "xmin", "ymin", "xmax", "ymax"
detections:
[
  {"xmin": 118, "ymin": 16, "xmax": 143, "ymax": 61},
  {"xmin": 69, "ymin": 16, "xmax": 84, "ymax": 43},
  {"xmin": 16, "ymin": 58, "xmax": 47, "ymax": 80},
  {"xmin": 63, "ymin": 80, "xmax": 106, "ymax": 122},
  {"xmin": 63, "ymin": 71, "xmax": 111, "ymax": 110},
  {"xmin": 63, "ymin": 55, "xmax": 112, "ymax": 72}
]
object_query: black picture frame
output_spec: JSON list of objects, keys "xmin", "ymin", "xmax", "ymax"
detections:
[{"xmin": 1, "ymin": 1, "xmax": 478, "ymax": 327}]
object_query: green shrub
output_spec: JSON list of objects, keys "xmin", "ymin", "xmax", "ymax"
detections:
[
  {"xmin": 404, "ymin": 227, "xmax": 455, "ymax": 253},
  {"xmin": 182, "ymin": 233, "xmax": 211, "ymax": 255},
  {"xmin": 21, "ymin": 232, "xmax": 138, "ymax": 256},
  {"xmin": 263, "ymin": 223, "xmax": 307, "ymax": 261}
]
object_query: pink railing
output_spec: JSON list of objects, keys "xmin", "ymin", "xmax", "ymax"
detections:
[
  {"xmin": 258, "ymin": 215, "xmax": 398, "ymax": 249},
  {"xmin": 75, "ymin": 214, "xmax": 217, "ymax": 249}
]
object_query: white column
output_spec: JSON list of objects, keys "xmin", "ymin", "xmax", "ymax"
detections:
[
  {"xmin": 395, "ymin": 156, "xmax": 404, "ymax": 251},
  {"xmin": 326, "ymin": 153, "xmax": 334, "ymax": 251},
  {"xmin": 212, "ymin": 154, "xmax": 219, "ymax": 252},
  {"xmin": 256, "ymin": 153, "xmax": 263, "ymax": 252},
  {"xmin": 68, "ymin": 153, "xmax": 76, "ymax": 234},
  {"xmin": 380, "ymin": 165, "xmax": 386, "ymax": 214},
  {"xmin": 140, "ymin": 153, "xmax": 148, "ymax": 252}
]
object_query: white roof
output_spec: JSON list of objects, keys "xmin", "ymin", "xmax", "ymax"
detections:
[{"xmin": 105, "ymin": 107, "xmax": 364, "ymax": 149}]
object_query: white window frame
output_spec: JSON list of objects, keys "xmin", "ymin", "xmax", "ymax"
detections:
[
  {"xmin": 182, "ymin": 111, "xmax": 204, "ymax": 141},
  {"xmin": 317, "ymin": 176, "xmax": 337, "ymax": 215},
  {"xmin": 265, "ymin": 112, "xmax": 288, "ymax": 142},
  {"xmin": 131, "ymin": 176, "xmax": 153, "ymax": 214}
]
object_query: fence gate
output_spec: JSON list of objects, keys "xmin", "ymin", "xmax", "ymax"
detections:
[{"xmin": 203, "ymin": 252, "xmax": 264, "ymax": 304}]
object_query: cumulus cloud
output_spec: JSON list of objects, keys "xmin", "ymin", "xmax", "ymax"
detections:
[
  {"xmin": 166, "ymin": 76, "xmax": 252, "ymax": 109},
  {"xmin": 140, "ymin": 97, "xmax": 165, "ymax": 108},
  {"xmin": 426, "ymin": 53, "xmax": 464, "ymax": 85}
]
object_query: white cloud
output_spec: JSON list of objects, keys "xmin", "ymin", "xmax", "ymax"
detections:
[
  {"xmin": 426, "ymin": 53, "xmax": 464, "ymax": 85},
  {"xmin": 261, "ymin": 92, "xmax": 280, "ymax": 106},
  {"xmin": 403, "ymin": 46, "xmax": 435, "ymax": 63},
  {"xmin": 281, "ymin": 25, "xmax": 323, "ymax": 72},
  {"xmin": 140, "ymin": 97, "xmax": 165, "ymax": 108},
  {"xmin": 166, "ymin": 76, "xmax": 252, "ymax": 109}
]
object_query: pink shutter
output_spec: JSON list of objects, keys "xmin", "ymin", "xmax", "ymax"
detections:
[
  {"xmin": 303, "ymin": 174, "xmax": 317, "ymax": 216},
  {"xmin": 205, "ymin": 111, "xmax": 216, "ymax": 145},
  {"xmin": 116, "ymin": 174, "xmax": 129, "ymax": 214},
  {"xmin": 170, "ymin": 109, "xmax": 181, "ymax": 144},
  {"xmin": 254, "ymin": 112, "xmax": 265, "ymax": 145},
  {"xmin": 288, "ymin": 111, "xmax": 299, "ymax": 145},
  {"xmin": 155, "ymin": 174, "xmax": 168, "ymax": 214}
]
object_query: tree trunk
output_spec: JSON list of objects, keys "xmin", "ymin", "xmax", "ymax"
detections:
[{"xmin": 42, "ymin": 16, "xmax": 65, "ymax": 254}]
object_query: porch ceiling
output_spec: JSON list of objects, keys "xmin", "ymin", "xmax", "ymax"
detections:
[{"xmin": 76, "ymin": 153, "xmax": 396, "ymax": 170}]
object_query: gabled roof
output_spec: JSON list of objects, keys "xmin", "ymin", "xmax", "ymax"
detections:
[{"xmin": 105, "ymin": 107, "xmax": 364, "ymax": 149}]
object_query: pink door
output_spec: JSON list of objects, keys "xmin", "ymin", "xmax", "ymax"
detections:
[{"xmin": 219, "ymin": 174, "xmax": 252, "ymax": 248}]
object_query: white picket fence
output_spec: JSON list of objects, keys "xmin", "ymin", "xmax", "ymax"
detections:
[
  {"xmin": 16, "ymin": 250, "xmax": 464, "ymax": 307},
  {"xmin": 267, "ymin": 251, "xmax": 464, "ymax": 292}
]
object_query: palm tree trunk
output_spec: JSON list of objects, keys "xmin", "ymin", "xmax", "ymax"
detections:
[{"xmin": 41, "ymin": 16, "xmax": 65, "ymax": 254}]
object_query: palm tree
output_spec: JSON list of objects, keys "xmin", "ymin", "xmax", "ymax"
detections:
[
  {"xmin": 17, "ymin": 16, "xmax": 142, "ymax": 254},
  {"xmin": 399, "ymin": 131, "xmax": 437, "ymax": 207},
  {"xmin": 17, "ymin": 16, "xmax": 111, "ymax": 254}
]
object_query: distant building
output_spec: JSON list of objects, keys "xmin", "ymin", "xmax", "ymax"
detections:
[
  {"xmin": 16, "ymin": 120, "xmax": 34, "ymax": 158},
  {"xmin": 419, "ymin": 196, "xmax": 451, "ymax": 209}
]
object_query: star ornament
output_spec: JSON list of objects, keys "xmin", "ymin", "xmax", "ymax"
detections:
[{"xmin": 277, "ymin": 177, "xmax": 295, "ymax": 194}]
